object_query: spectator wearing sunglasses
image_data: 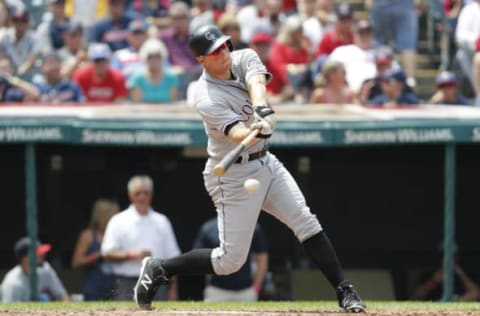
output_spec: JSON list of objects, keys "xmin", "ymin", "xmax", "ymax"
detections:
[{"xmin": 101, "ymin": 175, "xmax": 181, "ymax": 301}]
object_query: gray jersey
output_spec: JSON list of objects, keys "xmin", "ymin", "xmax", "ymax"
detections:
[
  {"xmin": 1, "ymin": 262, "xmax": 67, "ymax": 302},
  {"xmin": 193, "ymin": 48, "xmax": 272, "ymax": 161}
]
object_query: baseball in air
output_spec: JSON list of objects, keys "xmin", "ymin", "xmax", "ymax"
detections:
[{"xmin": 244, "ymin": 178, "xmax": 260, "ymax": 194}]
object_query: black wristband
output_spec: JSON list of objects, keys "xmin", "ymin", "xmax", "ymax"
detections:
[
  {"xmin": 254, "ymin": 105, "xmax": 275, "ymax": 118},
  {"xmin": 256, "ymin": 132, "xmax": 272, "ymax": 139}
]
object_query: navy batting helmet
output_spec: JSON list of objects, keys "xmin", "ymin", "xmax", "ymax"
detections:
[{"xmin": 189, "ymin": 25, "xmax": 234, "ymax": 57}]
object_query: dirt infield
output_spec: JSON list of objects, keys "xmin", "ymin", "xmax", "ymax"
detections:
[{"xmin": 2, "ymin": 309, "xmax": 480, "ymax": 316}]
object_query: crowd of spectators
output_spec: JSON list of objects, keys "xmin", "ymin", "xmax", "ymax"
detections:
[{"xmin": 0, "ymin": 0, "xmax": 478, "ymax": 106}]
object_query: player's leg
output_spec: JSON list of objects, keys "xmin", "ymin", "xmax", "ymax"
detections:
[
  {"xmin": 134, "ymin": 163, "xmax": 269, "ymax": 309},
  {"xmin": 205, "ymin": 162, "xmax": 271, "ymax": 275},
  {"xmin": 261, "ymin": 154, "xmax": 365, "ymax": 312}
]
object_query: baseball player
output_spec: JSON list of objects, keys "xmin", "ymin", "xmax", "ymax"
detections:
[{"xmin": 134, "ymin": 25, "xmax": 366, "ymax": 313}]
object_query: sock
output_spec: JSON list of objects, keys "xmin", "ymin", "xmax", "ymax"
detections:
[
  {"xmin": 161, "ymin": 248, "xmax": 215, "ymax": 277},
  {"xmin": 302, "ymin": 231, "xmax": 345, "ymax": 288}
]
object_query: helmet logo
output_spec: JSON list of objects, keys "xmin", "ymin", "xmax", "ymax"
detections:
[{"xmin": 205, "ymin": 31, "xmax": 216, "ymax": 41}]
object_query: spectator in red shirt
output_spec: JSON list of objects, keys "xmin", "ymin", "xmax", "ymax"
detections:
[
  {"xmin": 249, "ymin": 32, "xmax": 294, "ymax": 104},
  {"xmin": 72, "ymin": 43, "xmax": 128, "ymax": 103},
  {"xmin": 269, "ymin": 16, "xmax": 312, "ymax": 102},
  {"xmin": 316, "ymin": 2, "xmax": 354, "ymax": 58}
]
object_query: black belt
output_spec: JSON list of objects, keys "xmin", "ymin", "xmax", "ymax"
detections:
[{"xmin": 234, "ymin": 148, "xmax": 267, "ymax": 164}]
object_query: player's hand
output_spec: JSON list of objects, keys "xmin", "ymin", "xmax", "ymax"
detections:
[
  {"xmin": 252, "ymin": 105, "xmax": 276, "ymax": 138},
  {"xmin": 251, "ymin": 119, "xmax": 273, "ymax": 138}
]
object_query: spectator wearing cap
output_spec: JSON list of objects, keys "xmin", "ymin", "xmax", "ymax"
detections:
[
  {"xmin": 328, "ymin": 19, "xmax": 376, "ymax": 93},
  {"xmin": 0, "ymin": 7, "xmax": 41, "ymax": 79},
  {"xmin": 72, "ymin": 43, "xmax": 128, "ymax": 103},
  {"xmin": 159, "ymin": 1, "xmax": 199, "ymax": 99},
  {"xmin": 269, "ymin": 16, "xmax": 313, "ymax": 103},
  {"xmin": 315, "ymin": 2, "xmax": 354, "ymax": 58},
  {"xmin": 369, "ymin": 69, "xmax": 419, "ymax": 107},
  {"xmin": 111, "ymin": 19, "xmax": 150, "ymax": 80},
  {"xmin": 57, "ymin": 20, "xmax": 88, "ymax": 79},
  {"xmin": 358, "ymin": 45, "xmax": 408, "ymax": 104},
  {"xmin": 0, "ymin": 57, "xmax": 40, "ymax": 102},
  {"xmin": 367, "ymin": 0, "xmax": 419, "ymax": 88},
  {"xmin": 34, "ymin": 53, "xmax": 85, "ymax": 103},
  {"xmin": 35, "ymin": 0, "xmax": 69, "ymax": 55},
  {"xmin": 128, "ymin": 38, "xmax": 179, "ymax": 103},
  {"xmin": 454, "ymin": 0, "xmax": 480, "ymax": 88},
  {"xmin": 429, "ymin": 71, "xmax": 470, "ymax": 105},
  {"xmin": 64, "ymin": 0, "xmax": 109, "ymax": 30},
  {"xmin": 1, "ymin": 237, "xmax": 69, "ymax": 302},
  {"xmin": 89, "ymin": 0, "xmax": 140, "ymax": 52},
  {"xmin": 249, "ymin": 32, "xmax": 294, "ymax": 104}
]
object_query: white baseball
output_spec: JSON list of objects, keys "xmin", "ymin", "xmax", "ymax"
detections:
[{"xmin": 244, "ymin": 178, "xmax": 260, "ymax": 194}]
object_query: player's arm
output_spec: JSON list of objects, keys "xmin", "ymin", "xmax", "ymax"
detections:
[
  {"xmin": 227, "ymin": 121, "xmax": 259, "ymax": 145},
  {"xmin": 247, "ymin": 73, "xmax": 270, "ymax": 107},
  {"xmin": 71, "ymin": 229, "xmax": 99, "ymax": 269},
  {"xmin": 247, "ymin": 73, "xmax": 277, "ymax": 139}
]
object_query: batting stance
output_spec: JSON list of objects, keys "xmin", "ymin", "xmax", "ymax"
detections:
[{"xmin": 134, "ymin": 25, "xmax": 366, "ymax": 313}]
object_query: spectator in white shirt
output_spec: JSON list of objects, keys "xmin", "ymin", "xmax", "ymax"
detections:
[
  {"xmin": 101, "ymin": 175, "xmax": 181, "ymax": 301},
  {"xmin": 328, "ymin": 19, "xmax": 376, "ymax": 93},
  {"xmin": 455, "ymin": 0, "xmax": 480, "ymax": 85}
]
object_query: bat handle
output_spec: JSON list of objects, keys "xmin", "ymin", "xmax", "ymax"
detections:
[{"xmin": 213, "ymin": 128, "xmax": 260, "ymax": 177}]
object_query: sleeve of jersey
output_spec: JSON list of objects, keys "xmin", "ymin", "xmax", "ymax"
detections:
[
  {"xmin": 196, "ymin": 97, "xmax": 242, "ymax": 135},
  {"xmin": 242, "ymin": 48, "xmax": 272, "ymax": 84}
]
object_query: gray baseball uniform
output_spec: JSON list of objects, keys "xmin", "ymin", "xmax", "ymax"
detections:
[{"xmin": 193, "ymin": 48, "xmax": 322, "ymax": 276}]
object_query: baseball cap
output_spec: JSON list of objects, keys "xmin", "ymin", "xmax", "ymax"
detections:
[
  {"xmin": 250, "ymin": 32, "xmax": 272, "ymax": 45},
  {"xmin": 381, "ymin": 69, "xmax": 406, "ymax": 83},
  {"xmin": 335, "ymin": 2, "xmax": 353, "ymax": 19},
  {"xmin": 435, "ymin": 71, "xmax": 459, "ymax": 87},
  {"xmin": 374, "ymin": 45, "xmax": 394, "ymax": 65},
  {"xmin": 64, "ymin": 20, "xmax": 83, "ymax": 34},
  {"xmin": 10, "ymin": 6, "xmax": 29, "ymax": 21},
  {"xmin": 88, "ymin": 43, "xmax": 112, "ymax": 60},
  {"xmin": 14, "ymin": 237, "xmax": 51, "ymax": 260},
  {"xmin": 355, "ymin": 19, "xmax": 372, "ymax": 33},
  {"xmin": 128, "ymin": 19, "xmax": 148, "ymax": 33}
]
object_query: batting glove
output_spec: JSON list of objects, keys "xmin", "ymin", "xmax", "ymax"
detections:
[{"xmin": 252, "ymin": 105, "xmax": 276, "ymax": 138}]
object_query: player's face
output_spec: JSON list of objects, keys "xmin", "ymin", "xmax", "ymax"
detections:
[{"xmin": 198, "ymin": 42, "xmax": 232, "ymax": 78}]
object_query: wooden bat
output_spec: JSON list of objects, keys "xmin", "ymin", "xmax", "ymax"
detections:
[{"xmin": 214, "ymin": 128, "xmax": 260, "ymax": 177}]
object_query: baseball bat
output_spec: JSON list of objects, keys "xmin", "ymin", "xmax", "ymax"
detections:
[{"xmin": 214, "ymin": 128, "xmax": 260, "ymax": 176}]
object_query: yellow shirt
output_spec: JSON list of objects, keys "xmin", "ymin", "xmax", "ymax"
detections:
[{"xmin": 65, "ymin": 0, "xmax": 109, "ymax": 22}]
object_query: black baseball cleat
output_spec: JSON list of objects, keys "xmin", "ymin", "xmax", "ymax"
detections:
[
  {"xmin": 336, "ymin": 280, "xmax": 367, "ymax": 313},
  {"xmin": 133, "ymin": 257, "xmax": 169, "ymax": 310}
]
